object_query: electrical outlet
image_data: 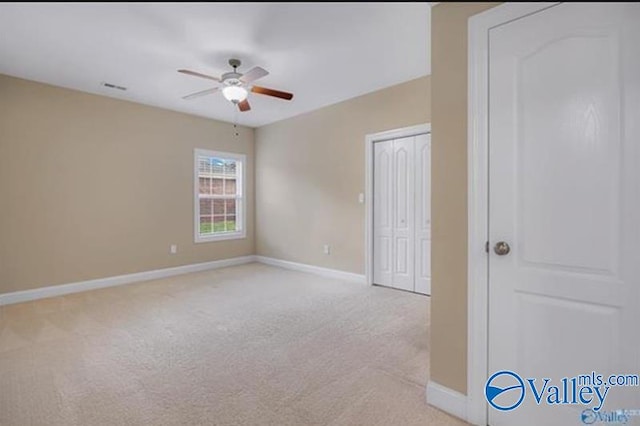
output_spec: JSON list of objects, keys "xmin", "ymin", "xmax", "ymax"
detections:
[
  {"xmin": 323, "ymin": 244, "xmax": 331, "ymax": 255},
  {"xmin": 170, "ymin": 244, "xmax": 178, "ymax": 254}
]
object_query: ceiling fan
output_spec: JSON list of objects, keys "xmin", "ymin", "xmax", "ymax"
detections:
[{"xmin": 178, "ymin": 59, "xmax": 293, "ymax": 112}]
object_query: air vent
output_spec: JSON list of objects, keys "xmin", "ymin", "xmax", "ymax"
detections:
[{"xmin": 101, "ymin": 82, "xmax": 127, "ymax": 91}]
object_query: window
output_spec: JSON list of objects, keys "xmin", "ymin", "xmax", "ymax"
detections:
[{"xmin": 194, "ymin": 149, "xmax": 246, "ymax": 242}]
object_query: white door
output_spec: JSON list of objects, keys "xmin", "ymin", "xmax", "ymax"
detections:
[
  {"xmin": 489, "ymin": 3, "xmax": 640, "ymax": 426},
  {"xmin": 392, "ymin": 136, "xmax": 415, "ymax": 291},
  {"xmin": 414, "ymin": 134, "xmax": 431, "ymax": 295},
  {"xmin": 373, "ymin": 136, "xmax": 417, "ymax": 292},
  {"xmin": 373, "ymin": 140, "xmax": 393, "ymax": 287}
]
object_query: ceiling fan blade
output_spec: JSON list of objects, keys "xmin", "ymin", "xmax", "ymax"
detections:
[
  {"xmin": 178, "ymin": 69, "xmax": 220, "ymax": 82},
  {"xmin": 240, "ymin": 66, "xmax": 269, "ymax": 84},
  {"xmin": 182, "ymin": 87, "xmax": 219, "ymax": 100},
  {"xmin": 238, "ymin": 99, "xmax": 251, "ymax": 112},
  {"xmin": 251, "ymin": 85, "xmax": 294, "ymax": 100}
]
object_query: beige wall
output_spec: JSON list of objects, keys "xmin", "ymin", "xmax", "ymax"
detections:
[
  {"xmin": 255, "ymin": 76, "xmax": 430, "ymax": 274},
  {"xmin": 0, "ymin": 74, "xmax": 255, "ymax": 294},
  {"xmin": 430, "ymin": 2, "xmax": 499, "ymax": 395}
]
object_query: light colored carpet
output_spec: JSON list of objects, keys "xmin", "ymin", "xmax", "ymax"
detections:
[{"xmin": 0, "ymin": 263, "xmax": 465, "ymax": 426}]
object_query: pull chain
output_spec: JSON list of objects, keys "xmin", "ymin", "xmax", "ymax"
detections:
[{"xmin": 233, "ymin": 108, "xmax": 239, "ymax": 138}]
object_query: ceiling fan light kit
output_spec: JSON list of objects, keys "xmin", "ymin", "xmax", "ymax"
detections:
[
  {"xmin": 178, "ymin": 58, "xmax": 294, "ymax": 112},
  {"xmin": 222, "ymin": 86, "xmax": 248, "ymax": 103}
]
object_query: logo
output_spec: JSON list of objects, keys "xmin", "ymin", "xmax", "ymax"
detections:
[
  {"xmin": 582, "ymin": 409, "xmax": 598, "ymax": 424},
  {"xmin": 486, "ymin": 371, "xmax": 639, "ymax": 412},
  {"xmin": 485, "ymin": 370, "xmax": 526, "ymax": 411},
  {"xmin": 580, "ymin": 409, "xmax": 638, "ymax": 424}
]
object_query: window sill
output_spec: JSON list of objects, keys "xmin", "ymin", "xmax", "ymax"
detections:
[{"xmin": 195, "ymin": 231, "xmax": 246, "ymax": 243}]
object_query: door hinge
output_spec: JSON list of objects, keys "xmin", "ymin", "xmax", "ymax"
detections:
[{"xmin": 485, "ymin": 241, "xmax": 489, "ymax": 253}]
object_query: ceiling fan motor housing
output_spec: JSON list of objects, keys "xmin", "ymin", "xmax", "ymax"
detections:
[{"xmin": 221, "ymin": 72, "xmax": 243, "ymax": 87}]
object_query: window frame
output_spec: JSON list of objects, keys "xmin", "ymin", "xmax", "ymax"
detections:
[{"xmin": 193, "ymin": 148, "xmax": 247, "ymax": 243}]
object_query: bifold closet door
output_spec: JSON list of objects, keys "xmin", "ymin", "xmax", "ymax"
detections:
[
  {"xmin": 373, "ymin": 137, "xmax": 415, "ymax": 292},
  {"xmin": 373, "ymin": 140, "xmax": 394, "ymax": 287},
  {"xmin": 391, "ymin": 137, "xmax": 415, "ymax": 291}
]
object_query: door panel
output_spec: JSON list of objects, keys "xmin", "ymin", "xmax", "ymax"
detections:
[
  {"xmin": 415, "ymin": 134, "xmax": 431, "ymax": 294},
  {"xmin": 518, "ymin": 30, "xmax": 621, "ymax": 274},
  {"xmin": 373, "ymin": 141, "xmax": 393, "ymax": 286},
  {"xmin": 489, "ymin": 3, "xmax": 640, "ymax": 426},
  {"xmin": 392, "ymin": 137, "xmax": 415, "ymax": 291}
]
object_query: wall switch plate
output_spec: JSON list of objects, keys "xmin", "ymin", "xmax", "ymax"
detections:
[
  {"xmin": 358, "ymin": 193, "xmax": 365, "ymax": 204},
  {"xmin": 323, "ymin": 244, "xmax": 331, "ymax": 255},
  {"xmin": 170, "ymin": 244, "xmax": 178, "ymax": 254}
]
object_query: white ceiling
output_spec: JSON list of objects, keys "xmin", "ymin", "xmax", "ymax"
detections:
[{"xmin": 0, "ymin": 3, "xmax": 430, "ymax": 128}]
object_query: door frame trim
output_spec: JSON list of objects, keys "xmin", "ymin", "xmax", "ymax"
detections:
[
  {"xmin": 467, "ymin": 3, "xmax": 559, "ymax": 425},
  {"xmin": 364, "ymin": 123, "xmax": 430, "ymax": 288}
]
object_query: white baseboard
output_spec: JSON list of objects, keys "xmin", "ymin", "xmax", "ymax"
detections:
[
  {"xmin": 0, "ymin": 255, "xmax": 256, "ymax": 306},
  {"xmin": 255, "ymin": 256, "xmax": 365, "ymax": 283},
  {"xmin": 426, "ymin": 381, "xmax": 468, "ymax": 422},
  {"xmin": 1, "ymin": 255, "xmax": 366, "ymax": 306}
]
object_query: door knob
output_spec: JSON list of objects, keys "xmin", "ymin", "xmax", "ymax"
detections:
[{"xmin": 494, "ymin": 241, "xmax": 511, "ymax": 256}]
